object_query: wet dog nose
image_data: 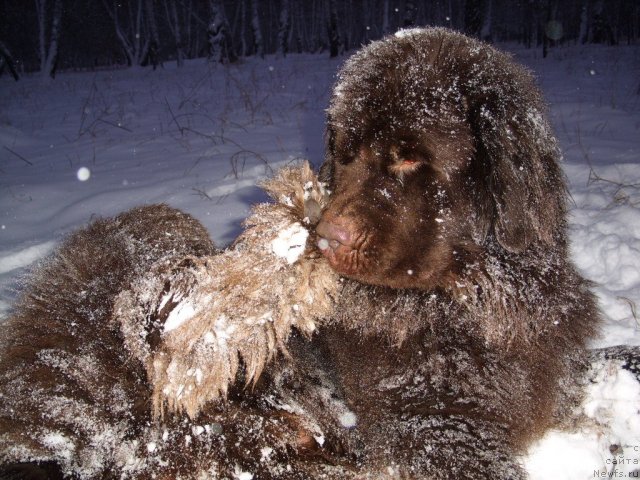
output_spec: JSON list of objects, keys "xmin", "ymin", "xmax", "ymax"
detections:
[
  {"xmin": 316, "ymin": 219, "xmax": 352, "ymax": 251},
  {"xmin": 315, "ymin": 216, "xmax": 360, "ymax": 274}
]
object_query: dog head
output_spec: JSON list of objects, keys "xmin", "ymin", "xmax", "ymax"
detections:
[{"xmin": 317, "ymin": 28, "xmax": 566, "ymax": 290}]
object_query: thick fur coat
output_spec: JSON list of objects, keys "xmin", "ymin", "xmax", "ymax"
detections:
[
  {"xmin": 313, "ymin": 28, "xmax": 600, "ymax": 476},
  {"xmin": 0, "ymin": 165, "xmax": 347, "ymax": 479},
  {"xmin": 0, "ymin": 28, "xmax": 629, "ymax": 480}
]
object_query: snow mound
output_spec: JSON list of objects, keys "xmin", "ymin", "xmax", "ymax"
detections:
[{"xmin": 525, "ymin": 349, "xmax": 640, "ymax": 479}]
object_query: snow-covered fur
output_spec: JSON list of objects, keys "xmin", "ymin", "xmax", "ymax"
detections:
[
  {"xmin": 0, "ymin": 164, "xmax": 353, "ymax": 479},
  {"xmin": 313, "ymin": 27, "xmax": 603, "ymax": 478},
  {"xmin": 0, "ymin": 205, "xmax": 217, "ymax": 478},
  {"xmin": 114, "ymin": 162, "xmax": 337, "ymax": 418}
]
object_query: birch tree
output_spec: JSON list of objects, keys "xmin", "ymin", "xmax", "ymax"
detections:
[
  {"xmin": 251, "ymin": 0, "xmax": 264, "ymax": 58},
  {"xmin": 403, "ymin": 0, "xmax": 417, "ymax": 27},
  {"xmin": 239, "ymin": 0, "xmax": 248, "ymax": 56},
  {"xmin": 146, "ymin": 0, "xmax": 161, "ymax": 68},
  {"xmin": 0, "ymin": 40, "xmax": 19, "ymax": 81},
  {"xmin": 209, "ymin": 0, "xmax": 237, "ymax": 63},
  {"xmin": 481, "ymin": 0, "xmax": 493, "ymax": 40},
  {"xmin": 328, "ymin": 0, "xmax": 340, "ymax": 57},
  {"xmin": 101, "ymin": 0, "xmax": 151, "ymax": 67},
  {"xmin": 164, "ymin": 0, "xmax": 186, "ymax": 66},
  {"xmin": 578, "ymin": 1, "xmax": 589, "ymax": 44},
  {"xmin": 277, "ymin": 0, "xmax": 291, "ymax": 57},
  {"xmin": 382, "ymin": 0, "xmax": 390, "ymax": 35},
  {"xmin": 35, "ymin": 0, "xmax": 63, "ymax": 78}
]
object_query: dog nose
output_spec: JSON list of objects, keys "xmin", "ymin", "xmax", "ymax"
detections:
[{"xmin": 316, "ymin": 219, "xmax": 352, "ymax": 251}]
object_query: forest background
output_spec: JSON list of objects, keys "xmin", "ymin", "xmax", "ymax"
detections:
[{"xmin": 1, "ymin": 0, "xmax": 638, "ymax": 80}]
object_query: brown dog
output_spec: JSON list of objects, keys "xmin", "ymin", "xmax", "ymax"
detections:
[
  {"xmin": 0, "ymin": 28, "xmax": 602, "ymax": 479},
  {"xmin": 313, "ymin": 27, "xmax": 599, "ymax": 477}
]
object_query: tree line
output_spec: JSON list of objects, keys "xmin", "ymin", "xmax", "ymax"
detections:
[{"xmin": 0, "ymin": 0, "xmax": 638, "ymax": 79}]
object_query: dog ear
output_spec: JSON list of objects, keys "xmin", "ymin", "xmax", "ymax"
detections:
[
  {"xmin": 468, "ymin": 93, "xmax": 566, "ymax": 254},
  {"xmin": 487, "ymin": 143, "xmax": 539, "ymax": 253}
]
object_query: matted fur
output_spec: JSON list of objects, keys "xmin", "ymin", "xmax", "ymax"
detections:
[
  {"xmin": 114, "ymin": 162, "xmax": 338, "ymax": 418},
  {"xmin": 0, "ymin": 167, "xmax": 352, "ymax": 479},
  {"xmin": 0, "ymin": 205, "xmax": 216, "ymax": 478}
]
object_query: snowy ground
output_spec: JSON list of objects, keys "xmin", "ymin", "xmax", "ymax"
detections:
[{"xmin": 1, "ymin": 43, "xmax": 639, "ymax": 478}]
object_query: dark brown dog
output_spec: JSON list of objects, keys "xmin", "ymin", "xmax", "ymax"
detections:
[
  {"xmin": 312, "ymin": 27, "xmax": 600, "ymax": 477},
  {"xmin": 318, "ymin": 28, "xmax": 565, "ymax": 289},
  {"xmin": 0, "ymin": 28, "xmax": 604, "ymax": 479}
]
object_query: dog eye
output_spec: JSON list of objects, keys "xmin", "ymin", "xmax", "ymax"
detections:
[{"xmin": 338, "ymin": 152, "xmax": 357, "ymax": 166}]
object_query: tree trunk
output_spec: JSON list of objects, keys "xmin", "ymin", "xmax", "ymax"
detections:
[
  {"xmin": 240, "ymin": 0, "xmax": 248, "ymax": 57},
  {"xmin": 481, "ymin": 0, "xmax": 493, "ymax": 41},
  {"xmin": 404, "ymin": 0, "xmax": 417, "ymax": 27},
  {"xmin": 146, "ymin": 0, "xmax": 160, "ymax": 47},
  {"xmin": 36, "ymin": 0, "xmax": 46, "ymax": 71},
  {"xmin": 209, "ymin": 0, "xmax": 237, "ymax": 63},
  {"xmin": 328, "ymin": 0, "xmax": 339, "ymax": 57},
  {"xmin": 578, "ymin": 1, "xmax": 589, "ymax": 44},
  {"xmin": 526, "ymin": 0, "xmax": 537, "ymax": 48},
  {"xmin": 464, "ymin": 0, "xmax": 486, "ymax": 38},
  {"xmin": 293, "ymin": 0, "xmax": 304, "ymax": 53},
  {"xmin": 184, "ymin": 0, "xmax": 193, "ymax": 57},
  {"xmin": 164, "ymin": 0, "xmax": 186, "ymax": 66},
  {"xmin": 590, "ymin": 0, "xmax": 616, "ymax": 44},
  {"xmin": 382, "ymin": 0, "xmax": 390, "ymax": 35},
  {"xmin": 102, "ymin": 0, "xmax": 151, "ymax": 67},
  {"xmin": 277, "ymin": 0, "xmax": 291, "ymax": 57},
  {"xmin": 542, "ymin": 0, "xmax": 551, "ymax": 57},
  {"xmin": 250, "ymin": 0, "xmax": 264, "ymax": 58},
  {"xmin": 146, "ymin": 0, "xmax": 161, "ymax": 69},
  {"xmin": 0, "ymin": 40, "xmax": 19, "ymax": 81},
  {"xmin": 36, "ymin": 0, "xmax": 63, "ymax": 78}
]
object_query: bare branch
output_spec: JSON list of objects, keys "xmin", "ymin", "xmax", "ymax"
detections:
[{"xmin": 3, "ymin": 146, "xmax": 33, "ymax": 166}]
